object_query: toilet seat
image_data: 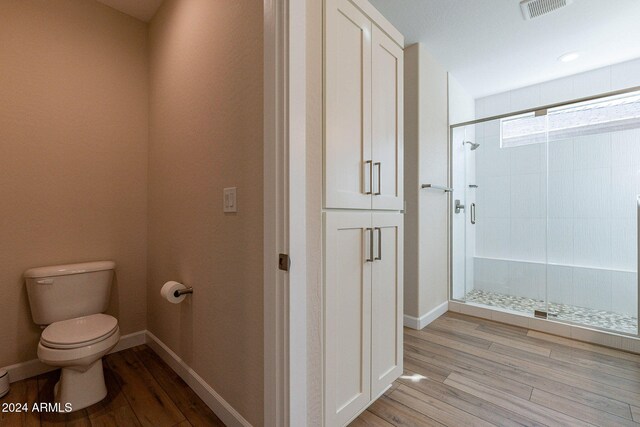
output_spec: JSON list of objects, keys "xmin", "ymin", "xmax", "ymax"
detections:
[{"xmin": 41, "ymin": 314, "xmax": 118, "ymax": 349}]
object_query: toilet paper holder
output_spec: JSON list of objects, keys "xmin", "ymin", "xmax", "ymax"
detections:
[{"xmin": 173, "ymin": 287, "xmax": 193, "ymax": 298}]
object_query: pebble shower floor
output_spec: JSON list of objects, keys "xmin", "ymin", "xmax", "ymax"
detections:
[{"xmin": 465, "ymin": 289, "xmax": 638, "ymax": 335}]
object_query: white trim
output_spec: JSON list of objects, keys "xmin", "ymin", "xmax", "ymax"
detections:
[
  {"xmin": 264, "ymin": 0, "xmax": 308, "ymax": 425},
  {"xmin": 1, "ymin": 330, "xmax": 146, "ymax": 384},
  {"xmin": 288, "ymin": 0, "xmax": 308, "ymax": 425},
  {"xmin": 448, "ymin": 301, "xmax": 640, "ymax": 354},
  {"xmin": 403, "ymin": 301, "xmax": 449, "ymax": 330},
  {"xmin": 109, "ymin": 330, "xmax": 147, "ymax": 354},
  {"xmin": 145, "ymin": 331, "xmax": 251, "ymax": 427},
  {"xmin": 264, "ymin": 0, "xmax": 290, "ymax": 426}
]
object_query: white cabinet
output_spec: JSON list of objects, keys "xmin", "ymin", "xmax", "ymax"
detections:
[
  {"xmin": 324, "ymin": 0, "xmax": 403, "ymax": 211},
  {"xmin": 371, "ymin": 26, "xmax": 403, "ymax": 211},
  {"xmin": 324, "ymin": 212, "xmax": 403, "ymax": 426},
  {"xmin": 323, "ymin": 0, "xmax": 404, "ymax": 425},
  {"xmin": 370, "ymin": 213, "xmax": 403, "ymax": 396}
]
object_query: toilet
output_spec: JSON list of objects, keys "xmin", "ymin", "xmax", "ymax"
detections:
[{"xmin": 24, "ymin": 261, "xmax": 119, "ymax": 412}]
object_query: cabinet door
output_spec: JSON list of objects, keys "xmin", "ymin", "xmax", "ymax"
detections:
[
  {"xmin": 324, "ymin": 0, "xmax": 372, "ymax": 210},
  {"xmin": 371, "ymin": 25, "xmax": 403, "ymax": 211},
  {"xmin": 371, "ymin": 212, "xmax": 403, "ymax": 397},
  {"xmin": 324, "ymin": 212, "xmax": 373, "ymax": 426}
]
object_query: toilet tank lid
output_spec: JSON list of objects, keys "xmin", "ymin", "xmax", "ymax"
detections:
[{"xmin": 24, "ymin": 261, "xmax": 116, "ymax": 278}]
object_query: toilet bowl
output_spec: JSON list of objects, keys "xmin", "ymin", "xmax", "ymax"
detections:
[
  {"xmin": 37, "ymin": 313, "xmax": 120, "ymax": 412},
  {"xmin": 24, "ymin": 261, "xmax": 118, "ymax": 413}
]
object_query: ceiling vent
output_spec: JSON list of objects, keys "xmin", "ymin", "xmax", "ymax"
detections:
[{"xmin": 520, "ymin": 0, "xmax": 574, "ymax": 20}]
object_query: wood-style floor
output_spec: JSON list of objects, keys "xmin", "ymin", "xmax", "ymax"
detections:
[
  {"xmin": 0, "ymin": 345, "xmax": 225, "ymax": 427},
  {"xmin": 352, "ymin": 312, "xmax": 640, "ymax": 427},
  {"xmin": 5, "ymin": 313, "xmax": 640, "ymax": 427}
]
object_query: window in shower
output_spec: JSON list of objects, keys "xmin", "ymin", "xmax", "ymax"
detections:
[{"xmin": 452, "ymin": 89, "xmax": 640, "ymax": 335}]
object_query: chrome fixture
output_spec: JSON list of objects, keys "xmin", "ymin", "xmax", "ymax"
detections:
[
  {"xmin": 463, "ymin": 140, "xmax": 480, "ymax": 150},
  {"xmin": 173, "ymin": 287, "xmax": 193, "ymax": 297},
  {"xmin": 422, "ymin": 184, "xmax": 453, "ymax": 193},
  {"xmin": 455, "ymin": 199, "xmax": 465, "ymax": 214}
]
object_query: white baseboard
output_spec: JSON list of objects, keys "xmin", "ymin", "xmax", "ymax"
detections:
[
  {"xmin": 404, "ymin": 301, "xmax": 448, "ymax": 330},
  {"xmin": 2, "ymin": 330, "xmax": 147, "ymax": 384},
  {"xmin": 110, "ymin": 330, "xmax": 147, "ymax": 353},
  {"xmin": 145, "ymin": 331, "xmax": 252, "ymax": 427}
]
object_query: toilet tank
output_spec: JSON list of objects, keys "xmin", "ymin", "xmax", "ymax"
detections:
[{"xmin": 24, "ymin": 261, "xmax": 115, "ymax": 325}]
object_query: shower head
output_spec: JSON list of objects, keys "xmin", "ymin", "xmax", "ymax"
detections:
[{"xmin": 464, "ymin": 140, "xmax": 480, "ymax": 151}]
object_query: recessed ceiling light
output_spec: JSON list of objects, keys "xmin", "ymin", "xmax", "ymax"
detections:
[{"xmin": 558, "ymin": 52, "xmax": 580, "ymax": 63}]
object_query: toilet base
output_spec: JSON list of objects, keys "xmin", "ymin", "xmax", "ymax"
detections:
[{"xmin": 55, "ymin": 359, "xmax": 107, "ymax": 412}]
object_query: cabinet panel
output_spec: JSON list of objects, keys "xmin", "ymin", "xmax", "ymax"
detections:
[
  {"xmin": 371, "ymin": 213, "xmax": 403, "ymax": 396},
  {"xmin": 325, "ymin": 0, "xmax": 372, "ymax": 210},
  {"xmin": 324, "ymin": 212, "xmax": 373, "ymax": 426},
  {"xmin": 371, "ymin": 25, "xmax": 404, "ymax": 210}
]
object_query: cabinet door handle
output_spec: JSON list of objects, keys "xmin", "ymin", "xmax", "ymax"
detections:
[
  {"xmin": 374, "ymin": 227, "xmax": 382, "ymax": 261},
  {"xmin": 374, "ymin": 162, "xmax": 381, "ymax": 195},
  {"xmin": 470, "ymin": 203, "xmax": 476, "ymax": 225},
  {"xmin": 364, "ymin": 160, "xmax": 373, "ymax": 195},
  {"xmin": 365, "ymin": 228, "xmax": 374, "ymax": 262}
]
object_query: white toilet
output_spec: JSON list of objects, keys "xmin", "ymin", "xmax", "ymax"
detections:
[{"xmin": 24, "ymin": 261, "xmax": 119, "ymax": 412}]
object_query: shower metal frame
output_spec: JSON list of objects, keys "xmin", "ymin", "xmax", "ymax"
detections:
[{"xmin": 447, "ymin": 84, "xmax": 640, "ymax": 338}]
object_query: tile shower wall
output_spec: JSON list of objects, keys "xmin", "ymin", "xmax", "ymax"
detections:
[{"xmin": 473, "ymin": 57, "xmax": 640, "ymax": 316}]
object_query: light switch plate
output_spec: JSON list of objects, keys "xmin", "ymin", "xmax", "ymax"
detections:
[{"xmin": 223, "ymin": 187, "xmax": 237, "ymax": 213}]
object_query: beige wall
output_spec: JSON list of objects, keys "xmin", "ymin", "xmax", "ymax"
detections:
[
  {"xmin": 147, "ymin": 1, "xmax": 264, "ymax": 425},
  {"xmin": 0, "ymin": 0, "xmax": 149, "ymax": 367},
  {"xmin": 404, "ymin": 44, "xmax": 450, "ymax": 321}
]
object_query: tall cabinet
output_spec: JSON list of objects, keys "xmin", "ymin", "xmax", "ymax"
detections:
[{"xmin": 323, "ymin": 0, "xmax": 404, "ymax": 425}]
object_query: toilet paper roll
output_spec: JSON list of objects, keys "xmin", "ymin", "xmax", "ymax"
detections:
[{"xmin": 161, "ymin": 281, "xmax": 187, "ymax": 304}]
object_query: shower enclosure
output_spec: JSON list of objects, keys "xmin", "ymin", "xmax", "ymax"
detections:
[{"xmin": 451, "ymin": 89, "xmax": 640, "ymax": 336}]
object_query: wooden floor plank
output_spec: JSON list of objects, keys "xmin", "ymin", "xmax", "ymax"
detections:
[
  {"xmin": 387, "ymin": 384, "xmax": 494, "ymax": 427},
  {"xmin": 527, "ymin": 330, "xmax": 640, "ymax": 364},
  {"xmin": 105, "ymin": 351, "xmax": 184, "ymax": 427},
  {"xmin": 88, "ymin": 405, "xmax": 141, "ymax": 427},
  {"xmin": 348, "ymin": 410, "xmax": 395, "ymax": 426},
  {"xmin": 549, "ymin": 348, "xmax": 640, "ymax": 380},
  {"xmin": 366, "ymin": 394, "xmax": 445, "ymax": 427},
  {"xmin": 397, "ymin": 370, "xmax": 538, "ymax": 427},
  {"xmin": 132, "ymin": 346, "xmax": 225, "ymax": 427},
  {"xmin": 405, "ymin": 333, "xmax": 633, "ymax": 418},
  {"xmin": 489, "ymin": 341, "xmax": 640, "ymax": 394},
  {"xmin": 405, "ymin": 345, "xmax": 533, "ymax": 400},
  {"xmin": 403, "ymin": 357, "xmax": 451, "ymax": 383},
  {"xmin": 632, "ymin": 406, "xmax": 640, "ymax": 422},
  {"xmin": 428, "ymin": 321, "xmax": 552, "ymax": 357},
  {"xmin": 444, "ymin": 312, "xmax": 530, "ymax": 336},
  {"xmin": 443, "ymin": 372, "xmax": 592, "ymax": 427},
  {"xmin": 412, "ymin": 325, "xmax": 493, "ymax": 350},
  {"xmin": 0, "ymin": 376, "xmax": 40, "ymax": 427},
  {"xmin": 530, "ymin": 389, "xmax": 639, "ymax": 427},
  {"xmin": 410, "ymin": 329, "xmax": 640, "ymax": 407}
]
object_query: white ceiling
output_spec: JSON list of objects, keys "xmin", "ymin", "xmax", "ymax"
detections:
[
  {"xmin": 369, "ymin": 0, "xmax": 640, "ymax": 98},
  {"xmin": 96, "ymin": 0, "xmax": 163, "ymax": 22}
]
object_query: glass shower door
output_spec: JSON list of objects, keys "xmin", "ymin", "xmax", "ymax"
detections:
[{"xmin": 546, "ymin": 125, "xmax": 639, "ymax": 335}]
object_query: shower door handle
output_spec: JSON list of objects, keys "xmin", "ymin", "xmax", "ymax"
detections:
[{"xmin": 470, "ymin": 203, "xmax": 476, "ymax": 225}]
